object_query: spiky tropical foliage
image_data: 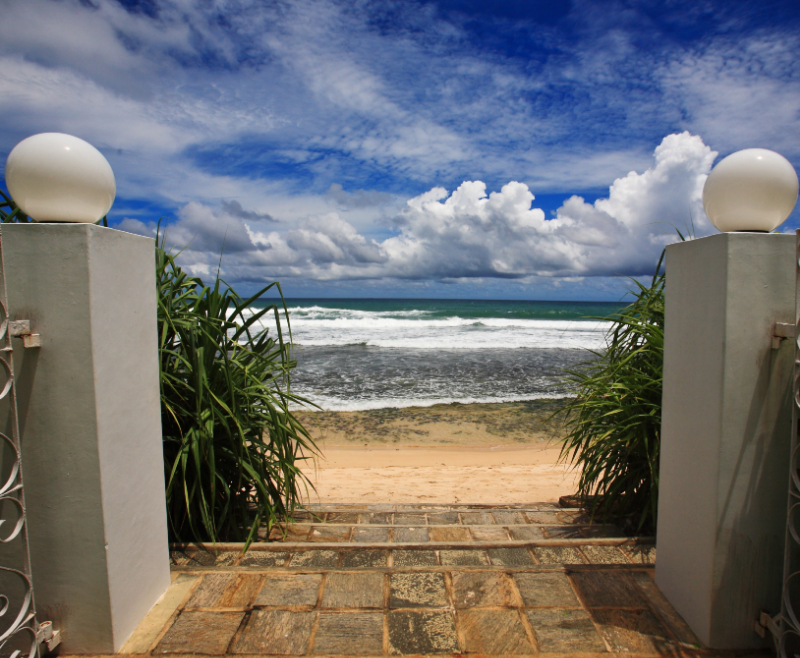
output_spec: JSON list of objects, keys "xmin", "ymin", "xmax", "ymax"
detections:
[
  {"xmin": 2, "ymin": 192, "xmax": 315, "ymax": 545},
  {"xmin": 559, "ymin": 255, "xmax": 664, "ymax": 533},
  {"xmin": 157, "ymin": 237, "xmax": 316, "ymax": 545},
  {"xmin": 0, "ymin": 190, "xmax": 31, "ymax": 223}
]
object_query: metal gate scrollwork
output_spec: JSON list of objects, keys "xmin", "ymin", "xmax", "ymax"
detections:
[
  {"xmin": 777, "ymin": 229, "xmax": 800, "ymax": 656},
  {"xmin": 0, "ymin": 232, "xmax": 57, "ymax": 658}
]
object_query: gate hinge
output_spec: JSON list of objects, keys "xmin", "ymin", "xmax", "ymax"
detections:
[
  {"xmin": 36, "ymin": 621, "xmax": 60, "ymax": 654},
  {"xmin": 754, "ymin": 610, "xmax": 780, "ymax": 642},
  {"xmin": 772, "ymin": 322, "xmax": 795, "ymax": 350},
  {"xmin": 8, "ymin": 320, "xmax": 40, "ymax": 349}
]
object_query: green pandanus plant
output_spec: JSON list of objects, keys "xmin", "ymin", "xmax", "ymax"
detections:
[
  {"xmin": 156, "ymin": 235, "xmax": 317, "ymax": 546},
  {"xmin": 559, "ymin": 252, "xmax": 665, "ymax": 534}
]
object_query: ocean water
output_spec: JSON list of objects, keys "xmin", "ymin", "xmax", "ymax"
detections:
[{"xmin": 250, "ymin": 299, "xmax": 621, "ymax": 411}]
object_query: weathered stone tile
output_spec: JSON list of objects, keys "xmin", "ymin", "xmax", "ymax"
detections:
[
  {"xmin": 184, "ymin": 551, "xmax": 238, "ymax": 567},
  {"xmin": 580, "ymin": 545, "xmax": 630, "ymax": 564},
  {"xmin": 393, "ymin": 550, "xmax": 438, "ymax": 567},
  {"xmin": 428, "ymin": 526, "xmax": 471, "ymax": 542},
  {"xmin": 571, "ymin": 570, "xmax": 647, "ymax": 607},
  {"xmin": 340, "ymin": 550, "xmax": 389, "ymax": 568},
  {"xmin": 186, "ymin": 574, "xmax": 263, "ymax": 608},
  {"xmin": 232, "ymin": 610, "xmax": 314, "ymax": 655},
  {"xmin": 526, "ymin": 608, "xmax": 606, "ymax": 652},
  {"xmin": 508, "ymin": 526, "xmax": 547, "ymax": 541},
  {"xmin": 492, "ymin": 510, "xmax": 527, "ymax": 525},
  {"xmin": 557, "ymin": 510, "xmax": 588, "ymax": 524},
  {"xmin": 470, "ymin": 526, "xmax": 509, "ymax": 541},
  {"xmin": 488, "ymin": 547, "xmax": 535, "ymax": 567},
  {"xmin": 631, "ymin": 571, "xmax": 701, "ymax": 645},
  {"xmin": 393, "ymin": 527, "xmax": 429, "ymax": 543},
  {"xmin": 592, "ymin": 608, "xmax": 672, "ymax": 652},
  {"xmin": 215, "ymin": 551, "xmax": 240, "ymax": 567},
  {"xmin": 624, "ymin": 544, "xmax": 657, "ymax": 564},
  {"xmin": 309, "ymin": 525, "xmax": 351, "ymax": 542},
  {"xmin": 459, "ymin": 609, "xmax": 534, "ymax": 654},
  {"xmin": 321, "ymin": 572, "xmax": 384, "ymax": 609},
  {"xmin": 365, "ymin": 512, "xmax": 393, "ymax": 525},
  {"xmin": 269, "ymin": 524, "xmax": 312, "ymax": 541},
  {"xmin": 325, "ymin": 512, "xmax": 360, "ymax": 524},
  {"xmin": 313, "ymin": 612, "xmax": 384, "ymax": 655},
  {"xmin": 289, "ymin": 510, "xmax": 317, "ymax": 522},
  {"xmin": 124, "ymin": 576, "xmax": 197, "ymax": 653},
  {"xmin": 542, "ymin": 525, "xmax": 583, "ymax": 539},
  {"xmin": 514, "ymin": 572, "xmax": 580, "ymax": 607},
  {"xmin": 254, "ymin": 574, "xmax": 322, "ymax": 607},
  {"xmin": 170, "ymin": 551, "xmax": 189, "ymax": 566},
  {"xmin": 426, "ymin": 512, "xmax": 460, "ymax": 525},
  {"xmin": 289, "ymin": 550, "xmax": 339, "ymax": 567},
  {"xmin": 439, "ymin": 550, "xmax": 488, "ymax": 566},
  {"xmin": 352, "ymin": 527, "xmax": 390, "ymax": 543},
  {"xmin": 459, "ymin": 511, "xmax": 495, "ymax": 525},
  {"xmin": 156, "ymin": 611, "xmax": 244, "ymax": 654},
  {"xmin": 524, "ymin": 511, "xmax": 561, "ymax": 524},
  {"xmin": 393, "ymin": 513, "xmax": 428, "ymax": 525},
  {"xmin": 533, "ymin": 546, "xmax": 585, "ymax": 564},
  {"xmin": 580, "ymin": 525, "xmax": 624, "ymax": 538},
  {"xmin": 388, "ymin": 610, "xmax": 458, "ymax": 654},
  {"xmin": 238, "ymin": 551, "xmax": 288, "ymax": 568},
  {"xmin": 452, "ymin": 572, "xmax": 516, "ymax": 608},
  {"xmin": 367, "ymin": 504, "xmax": 394, "ymax": 511},
  {"xmin": 390, "ymin": 572, "xmax": 447, "ymax": 608}
]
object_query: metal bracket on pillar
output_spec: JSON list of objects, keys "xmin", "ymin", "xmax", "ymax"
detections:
[
  {"xmin": 36, "ymin": 621, "xmax": 61, "ymax": 654},
  {"xmin": 754, "ymin": 610, "xmax": 780, "ymax": 647},
  {"xmin": 8, "ymin": 320, "xmax": 40, "ymax": 349},
  {"xmin": 772, "ymin": 322, "xmax": 795, "ymax": 350}
]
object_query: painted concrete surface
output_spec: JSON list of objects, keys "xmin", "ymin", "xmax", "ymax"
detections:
[
  {"xmin": 0, "ymin": 223, "xmax": 170, "ymax": 653},
  {"xmin": 657, "ymin": 232, "xmax": 794, "ymax": 649}
]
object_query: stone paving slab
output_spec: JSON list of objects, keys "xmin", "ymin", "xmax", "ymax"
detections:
[
  {"xmin": 113, "ymin": 504, "xmax": 776, "ymax": 657},
  {"xmin": 140, "ymin": 563, "xmax": 715, "ymax": 656},
  {"xmin": 269, "ymin": 523, "xmax": 626, "ymax": 542},
  {"xmin": 289, "ymin": 504, "xmax": 617, "ymax": 529},
  {"xmin": 172, "ymin": 541, "xmax": 657, "ymax": 571}
]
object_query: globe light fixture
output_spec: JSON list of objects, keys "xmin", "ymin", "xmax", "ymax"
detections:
[
  {"xmin": 5, "ymin": 133, "xmax": 116, "ymax": 223},
  {"xmin": 702, "ymin": 148, "xmax": 798, "ymax": 233}
]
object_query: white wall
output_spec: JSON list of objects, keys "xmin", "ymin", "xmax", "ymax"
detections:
[
  {"xmin": 0, "ymin": 223, "xmax": 170, "ymax": 653},
  {"xmin": 657, "ymin": 232, "xmax": 794, "ymax": 648}
]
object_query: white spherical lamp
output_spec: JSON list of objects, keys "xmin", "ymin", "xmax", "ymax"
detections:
[
  {"xmin": 702, "ymin": 148, "xmax": 798, "ymax": 233},
  {"xmin": 5, "ymin": 133, "xmax": 116, "ymax": 223}
]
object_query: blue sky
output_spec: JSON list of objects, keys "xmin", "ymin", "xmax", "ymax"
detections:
[{"xmin": 1, "ymin": 0, "xmax": 799, "ymax": 300}]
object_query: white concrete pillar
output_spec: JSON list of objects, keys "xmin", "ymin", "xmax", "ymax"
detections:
[
  {"xmin": 656, "ymin": 232, "xmax": 794, "ymax": 648},
  {"xmin": 0, "ymin": 223, "xmax": 170, "ymax": 653}
]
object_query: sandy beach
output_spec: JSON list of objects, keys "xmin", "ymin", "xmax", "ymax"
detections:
[{"xmin": 295, "ymin": 399, "xmax": 580, "ymax": 505}]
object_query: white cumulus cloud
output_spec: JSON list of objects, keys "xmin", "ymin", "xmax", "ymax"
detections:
[{"xmin": 123, "ymin": 132, "xmax": 717, "ymax": 283}]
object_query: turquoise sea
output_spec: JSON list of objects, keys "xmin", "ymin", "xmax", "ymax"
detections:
[{"xmin": 251, "ymin": 299, "xmax": 623, "ymax": 410}]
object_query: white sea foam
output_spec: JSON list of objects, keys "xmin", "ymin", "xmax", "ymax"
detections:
[
  {"xmin": 289, "ymin": 391, "xmax": 576, "ymax": 412},
  {"xmin": 287, "ymin": 305, "xmax": 432, "ymax": 319},
  {"xmin": 247, "ymin": 301, "xmax": 606, "ymax": 410},
  {"xmin": 246, "ymin": 306, "xmax": 611, "ymax": 350}
]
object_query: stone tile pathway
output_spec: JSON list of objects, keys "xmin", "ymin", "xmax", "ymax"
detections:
[{"xmin": 119, "ymin": 503, "xmax": 769, "ymax": 657}]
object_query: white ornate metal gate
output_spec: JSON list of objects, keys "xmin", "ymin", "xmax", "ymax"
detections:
[{"xmin": 0, "ymin": 233, "xmax": 57, "ymax": 658}]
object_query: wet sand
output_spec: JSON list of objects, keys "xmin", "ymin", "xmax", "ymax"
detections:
[{"xmin": 295, "ymin": 400, "xmax": 579, "ymax": 505}]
